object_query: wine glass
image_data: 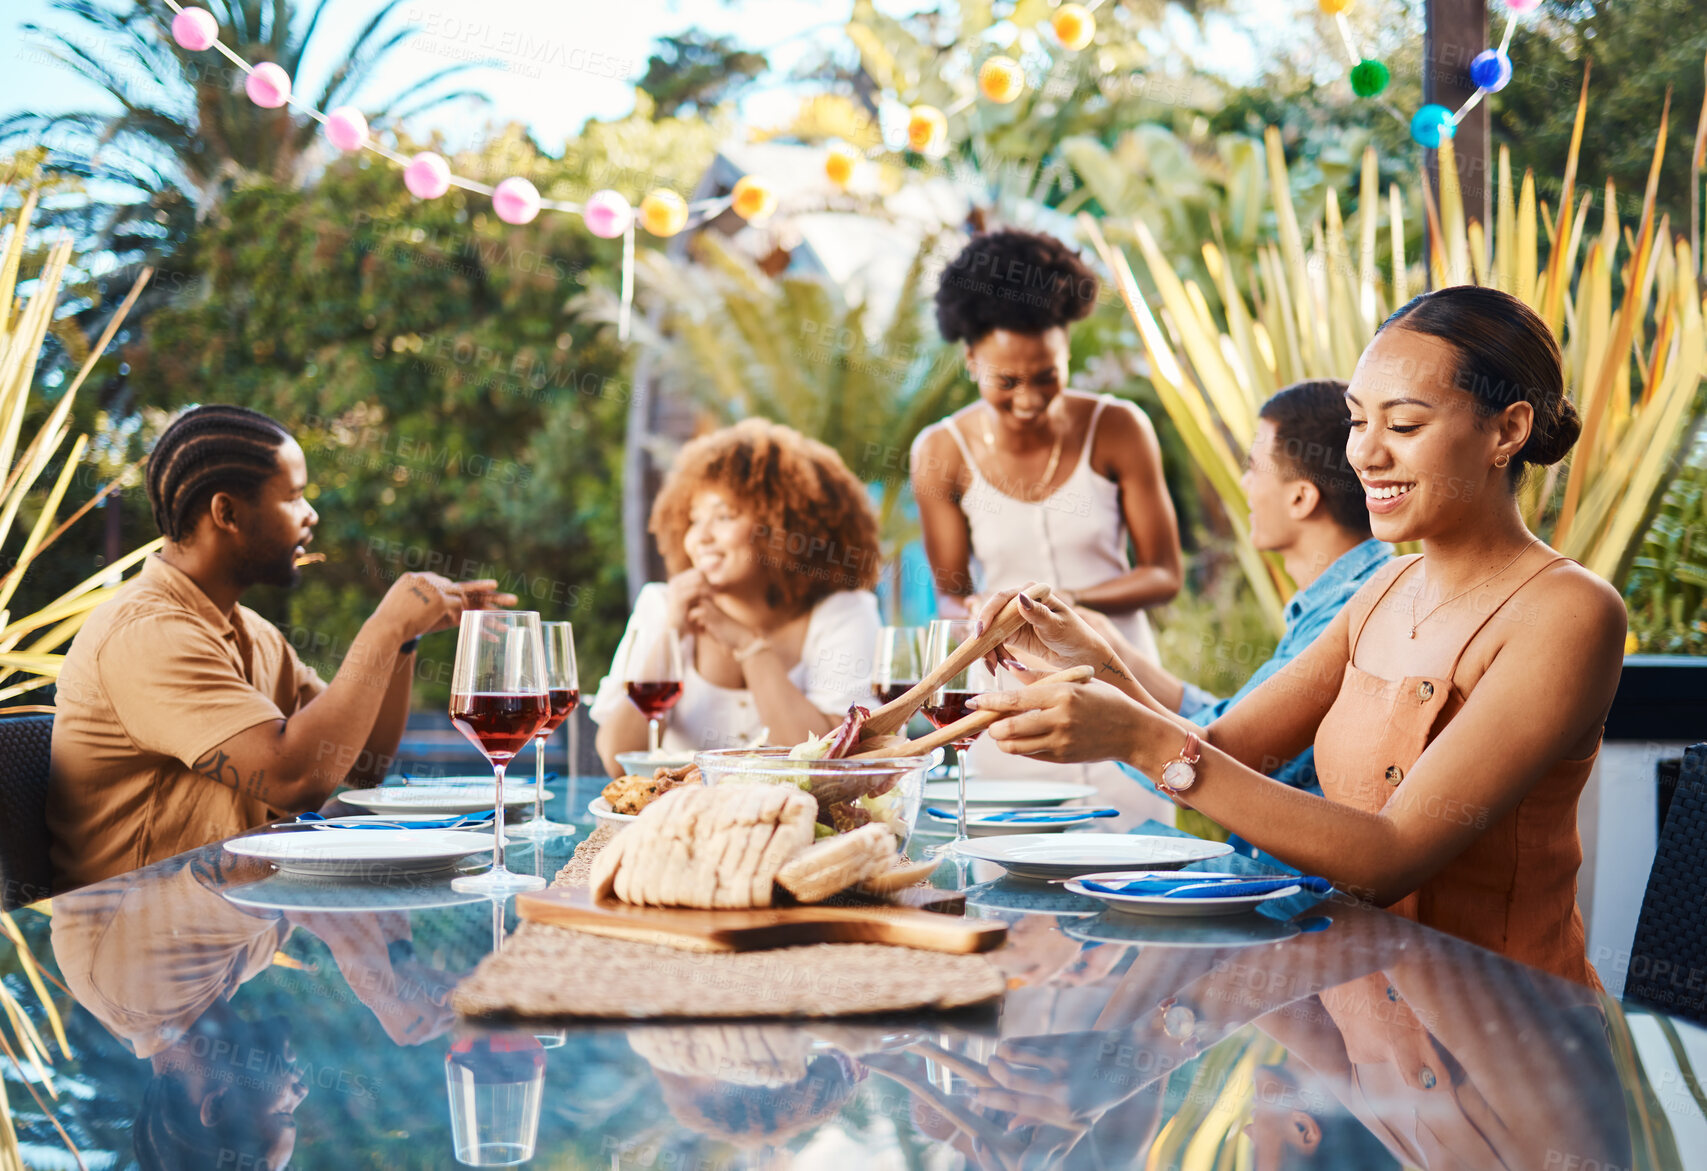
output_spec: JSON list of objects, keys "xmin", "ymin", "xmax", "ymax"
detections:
[
  {"xmin": 449, "ymin": 611, "xmax": 550, "ymax": 895},
  {"xmin": 621, "ymin": 626, "xmax": 684, "ymax": 755},
  {"xmin": 445, "ymin": 1032, "xmax": 546, "ymax": 1166},
  {"xmin": 510, "ymin": 621, "xmax": 578, "ymax": 839},
  {"xmin": 924, "ymin": 619, "xmax": 995, "ymax": 844},
  {"xmin": 871, "ymin": 625, "xmax": 923, "ymax": 705}
]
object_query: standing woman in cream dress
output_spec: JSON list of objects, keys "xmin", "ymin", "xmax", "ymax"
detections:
[{"xmin": 911, "ymin": 229, "xmax": 1183, "ymax": 825}]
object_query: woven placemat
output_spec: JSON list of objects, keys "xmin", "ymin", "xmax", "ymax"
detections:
[{"xmin": 452, "ymin": 827, "xmax": 1005, "ymax": 1021}]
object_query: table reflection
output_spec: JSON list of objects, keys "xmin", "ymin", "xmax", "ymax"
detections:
[
  {"xmin": 4, "ymin": 810, "xmax": 1678, "ymax": 1170},
  {"xmin": 879, "ymin": 902, "xmax": 1633, "ymax": 1170},
  {"xmin": 48, "ymin": 850, "xmax": 466, "ymax": 1169},
  {"xmin": 445, "ymin": 1033, "xmax": 546, "ymax": 1165}
]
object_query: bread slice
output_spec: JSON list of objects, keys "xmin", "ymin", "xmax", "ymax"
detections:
[
  {"xmin": 623, "ymin": 787, "xmax": 688, "ymax": 905},
  {"xmin": 775, "ymin": 823, "xmax": 898, "ymax": 903},
  {"xmin": 708, "ymin": 785, "xmax": 765, "ymax": 908},
  {"xmin": 749, "ymin": 790, "xmax": 818, "ymax": 907},
  {"xmin": 590, "ymin": 824, "xmax": 631, "ymax": 900}
]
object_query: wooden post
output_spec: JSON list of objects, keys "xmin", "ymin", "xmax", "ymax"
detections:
[{"xmin": 1423, "ymin": 0, "xmax": 1490, "ymax": 282}]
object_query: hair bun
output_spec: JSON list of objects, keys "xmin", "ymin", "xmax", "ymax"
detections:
[{"xmin": 1522, "ymin": 387, "xmax": 1581, "ymax": 467}]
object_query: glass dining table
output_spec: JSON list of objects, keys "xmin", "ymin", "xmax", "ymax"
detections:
[{"xmin": 3, "ymin": 775, "xmax": 1704, "ymax": 1170}]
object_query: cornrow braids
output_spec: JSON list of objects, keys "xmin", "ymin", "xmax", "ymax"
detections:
[{"xmin": 145, "ymin": 405, "xmax": 291, "ymax": 541}]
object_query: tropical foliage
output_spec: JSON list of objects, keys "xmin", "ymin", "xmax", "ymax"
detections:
[
  {"xmin": 0, "ymin": 186, "xmax": 158, "ymax": 710},
  {"xmin": 1625, "ymin": 435, "xmax": 1707, "ymax": 654},
  {"xmin": 1082, "ymin": 77, "xmax": 1706, "ymax": 633},
  {"xmin": 4, "ymin": 0, "xmax": 483, "ymax": 274}
]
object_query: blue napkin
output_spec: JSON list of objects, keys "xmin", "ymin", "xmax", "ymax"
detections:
[
  {"xmin": 297, "ymin": 810, "xmax": 498, "ymax": 830},
  {"xmin": 925, "ymin": 806, "xmax": 1120, "ymax": 823},
  {"xmin": 398, "ymin": 772, "xmax": 557, "ymax": 785},
  {"xmin": 1080, "ymin": 874, "xmax": 1332, "ymax": 899}
]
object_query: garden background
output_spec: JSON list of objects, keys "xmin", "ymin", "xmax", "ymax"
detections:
[{"xmin": 2, "ymin": 0, "xmax": 1704, "ymax": 716}]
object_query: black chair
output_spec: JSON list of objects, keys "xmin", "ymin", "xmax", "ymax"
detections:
[
  {"xmin": 0, "ymin": 712, "xmax": 55, "ymax": 911},
  {"xmin": 1625, "ymin": 743, "xmax": 1707, "ymax": 1024}
]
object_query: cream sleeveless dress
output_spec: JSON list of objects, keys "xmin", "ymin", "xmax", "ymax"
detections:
[{"xmin": 932, "ymin": 394, "xmax": 1174, "ymax": 827}]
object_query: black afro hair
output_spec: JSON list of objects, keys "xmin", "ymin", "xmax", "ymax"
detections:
[{"xmin": 933, "ymin": 228, "xmax": 1100, "ymax": 345}]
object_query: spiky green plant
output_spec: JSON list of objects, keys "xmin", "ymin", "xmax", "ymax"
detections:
[
  {"xmin": 0, "ymin": 188, "xmax": 160, "ymax": 709},
  {"xmin": 1082, "ymin": 72, "xmax": 1707, "ymax": 633}
]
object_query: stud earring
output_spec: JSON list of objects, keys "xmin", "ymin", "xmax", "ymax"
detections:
[{"xmin": 1493, "ymin": 453, "xmax": 1511, "ymax": 468}]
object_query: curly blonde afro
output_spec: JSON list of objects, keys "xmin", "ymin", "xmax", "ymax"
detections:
[{"xmin": 650, "ymin": 419, "xmax": 882, "ymax": 612}]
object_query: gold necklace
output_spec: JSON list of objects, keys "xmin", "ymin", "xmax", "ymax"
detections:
[
  {"xmin": 1407, "ymin": 539, "xmax": 1539, "ymax": 639},
  {"xmin": 983, "ymin": 403, "xmax": 1065, "ymax": 495}
]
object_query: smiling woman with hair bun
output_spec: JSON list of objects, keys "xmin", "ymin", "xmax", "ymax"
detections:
[
  {"xmin": 910, "ymin": 227, "xmax": 1185, "ymax": 825},
  {"xmin": 971, "ymin": 285, "xmax": 1626, "ymax": 987}
]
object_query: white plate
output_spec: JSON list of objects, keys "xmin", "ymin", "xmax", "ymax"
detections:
[
  {"xmin": 339, "ymin": 785, "xmax": 541, "ymax": 815},
  {"xmin": 1064, "ymin": 911, "xmax": 1302, "ymax": 948},
  {"xmin": 224, "ymin": 872, "xmax": 489, "ymax": 912},
  {"xmin": 963, "ymin": 877, "xmax": 1105, "ymax": 917},
  {"xmin": 224, "ymin": 829, "xmax": 496, "ymax": 877},
  {"xmin": 921, "ymin": 780, "xmax": 1098, "ymax": 808},
  {"xmin": 1065, "ymin": 870, "xmax": 1303, "ymax": 918},
  {"xmin": 950, "ymin": 834, "xmax": 1233, "ymax": 881},
  {"xmin": 923, "ymin": 807, "xmax": 1111, "ymax": 836},
  {"xmin": 615, "ymin": 751, "xmax": 696, "ymax": 776},
  {"xmin": 589, "ymin": 796, "xmax": 637, "ymax": 829}
]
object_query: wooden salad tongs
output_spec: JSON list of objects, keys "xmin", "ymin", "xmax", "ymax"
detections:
[{"xmin": 846, "ymin": 664, "xmax": 1094, "ymax": 759}]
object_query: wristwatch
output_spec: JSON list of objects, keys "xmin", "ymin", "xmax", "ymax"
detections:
[{"xmin": 1158, "ymin": 730, "xmax": 1203, "ymax": 793}]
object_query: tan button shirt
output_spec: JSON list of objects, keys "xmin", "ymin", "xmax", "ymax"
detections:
[{"xmin": 48, "ymin": 555, "xmax": 327, "ymax": 891}]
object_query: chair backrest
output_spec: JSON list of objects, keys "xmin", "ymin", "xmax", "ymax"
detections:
[
  {"xmin": 0, "ymin": 713, "xmax": 54, "ymax": 911},
  {"xmin": 1626, "ymin": 743, "xmax": 1707, "ymax": 1024}
]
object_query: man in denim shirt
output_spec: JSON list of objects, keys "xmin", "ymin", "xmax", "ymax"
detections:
[{"xmin": 1097, "ymin": 381, "xmax": 1390, "ymax": 823}]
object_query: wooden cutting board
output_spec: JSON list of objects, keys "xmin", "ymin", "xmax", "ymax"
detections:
[{"xmin": 516, "ymin": 886, "xmax": 1007, "ymax": 955}]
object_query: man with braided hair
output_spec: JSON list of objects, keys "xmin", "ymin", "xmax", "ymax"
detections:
[{"xmin": 48, "ymin": 405, "xmax": 514, "ymax": 890}]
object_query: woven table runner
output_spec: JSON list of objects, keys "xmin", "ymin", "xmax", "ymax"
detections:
[{"xmin": 452, "ymin": 827, "xmax": 1005, "ymax": 1020}]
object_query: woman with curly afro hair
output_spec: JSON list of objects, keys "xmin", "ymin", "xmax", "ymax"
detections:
[
  {"xmin": 592, "ymin": 420, "xmax": 883, "ymax": 774},
  {"xmin": 911, "ymin": 228, "xmax": 1183, "ymax": 822}
]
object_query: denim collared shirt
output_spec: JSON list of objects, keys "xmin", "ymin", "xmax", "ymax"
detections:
[{"xmin": 1127, "ymin": 538, "xmax": 1393, "ymax": 794}]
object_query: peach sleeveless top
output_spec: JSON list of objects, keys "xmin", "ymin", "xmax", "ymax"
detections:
[{"xmin": 1313, "ymin": 554, "xmax": 1603, "ymax": 989}]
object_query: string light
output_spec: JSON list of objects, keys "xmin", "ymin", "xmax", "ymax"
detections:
[
  {"xmin": 1318, "ymin": 0, "xmax": 1538, "ymax": 145},
  {"xmin": 159, "ymin": 0, "xmax": 761, "ymax": 340}
]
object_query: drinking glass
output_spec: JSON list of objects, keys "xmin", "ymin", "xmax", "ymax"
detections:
[
  {"xmin": 449, "ymin": 611, "xmax": 550, "ymax": 895},
  {"xmin": 621, "ymin": 626, "xmax": 684, "ymax": 754},
  {"xmin": 924, "ymin": 619, "xmax": 995, "ymax": 844},
  {"xmin": 510, "ymin": 621, "xmax": 577, "ymax": 839},
  {"xmin": 445, "ymin": 1033, "xmax": 546, "ymax": 1166},
  {"xmin": 871, "ymin": 625, "xmax": 923, "ymax": 705}
]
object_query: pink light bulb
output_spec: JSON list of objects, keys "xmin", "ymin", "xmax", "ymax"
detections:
[
  {"xmin": 403, "ymin": 152, "xmax": 452, "ymax": 200},
  {"xmin": 244, "ymin": 62, "xmax": 291, "ymax": 109},
  {"xmin": 171, "ymin": 8, "xmax": 218, "ymax": 52},
  {"xmin": 492, "ymin": 177, "xmax": 541, "ymax": 225},
  {"xmin": 324, "ymin": 107, "xmax": 367, "ymax": 152},
  {"xmin": 583, "ymin": 189, "xmax": 631, "ymax": 238}
]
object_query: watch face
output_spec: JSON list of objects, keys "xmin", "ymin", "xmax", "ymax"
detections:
[{"xmin": 1161, "ymin": 760, "xmax": 1197, "ymax": 792}]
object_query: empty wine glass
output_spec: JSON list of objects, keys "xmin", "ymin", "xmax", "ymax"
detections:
[
  {"xmin": 621, "ymin": 626, "xmax": 684, "ymax": 754},
  {"xmin": 510, "ymin": 621, "xmax": 578, "ymax": 839},
  {"xmin": 924, "ymin": 619, "xmax": 995, "ymax": 844},
  {"xmin": 871, "ymin": 625, "xmax": 924, "ymax": 705},
  {"xmin": 448, "ymin": 611, "xmax": 550, "ymax": 895}
]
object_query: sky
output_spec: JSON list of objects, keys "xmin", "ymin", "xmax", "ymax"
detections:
[{"xmin": 1, "ymin": 0, "xmax": 1285, "ymax": 155}]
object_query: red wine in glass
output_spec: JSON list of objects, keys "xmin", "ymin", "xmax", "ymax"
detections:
[
  {"xmin": 873, "ymin": 680, "xmax": 918, "ymax": 705},
  {"xmin": 626, "ymin": 680, "xmax": 683, "ymax": 720},
  {"xmin": 539, "ymin": 687, "xmax": 580, "ymax": 736},
  {"xmin": 924, "ymin": 689, "xmax": 981, "ymax": 748},
  {"xmin": 450, "ymin": 692, "xmax": 550, "ymax": 763}
]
